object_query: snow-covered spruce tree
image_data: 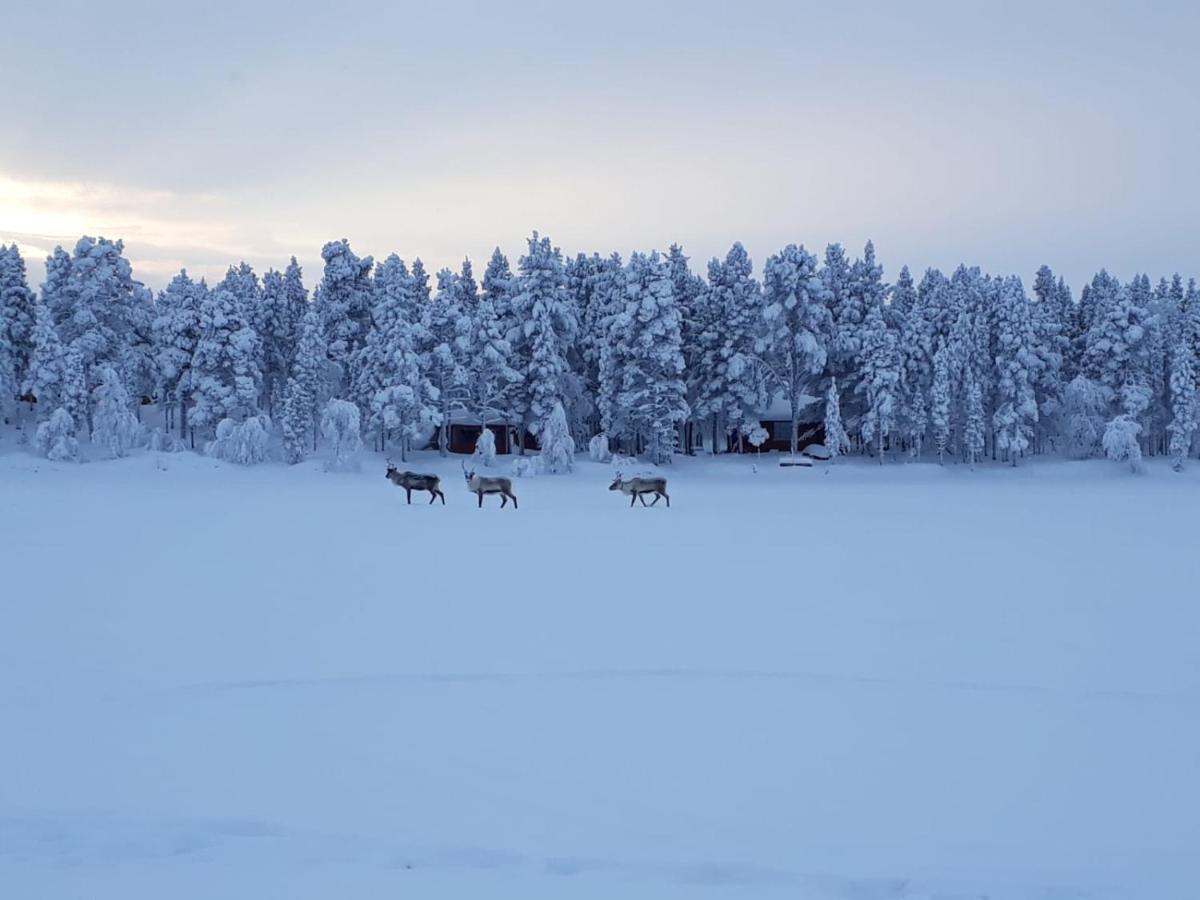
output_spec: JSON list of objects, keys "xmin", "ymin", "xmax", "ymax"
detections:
[
  {"xmin": 25, "ymin": 305, "xmax": 66, "ymax": 419},
  {"xmin": 890, "ymin": 265, "xmax": 917, "ymax": 319},
  {"xmin": 539, "ymin": 400, "xmax": 575, "ymax": 473},
  {"xmin": 856, "ymin": 302, "xmax": 902, "ymax": 462},
  {"xmin": 424, "ymin": 268, "xmax": 473, "ymax": 455},
  {"xmin": 207, "ymin": 415, "xmax": 271, "ymax": 466},
  {"xmin": 189, "ymin": 282, "xmax": 262, "ymax": 436},
  {"xmin": 359, "ymin": 256, "xmax": 438, "ymax": 460},
  {"xmin": 824, "ymin": 376, "xmax": 849, "ymax": 458},
  {"xmin": 1167, "ymin": 332, "xmax": 1196, "ymax": 470},
  {"xmin": 820, "ymin": 243, "xmax": 854, "ymax": 375},
  {"xmin": 698, "ymin": 243, "xmax": 768, "ymax": 447},
  {"xmin": 0, "ymin": 243, "xmax": 37, "ymax": 399},
  {"xmin": 509, "ymin": 232, "xmax": 577, "ymax": 445},
  {"xmin": 317, "ymin": 239, "xmax": 374, "ymax": 398},
  {"xmin": 61, "ymin": 348, "xmax": 89, "ymax": 436},
  {"xmin": 259, "ymin": 268, "xmax": 295, "ymax": 417},
  {"xmin": 91, "ymin": 365, "xmax": 139, "ymax": 458},
  {"xmin": 930, "ymin": 347, "xmax": 952, "ymax": 463},
  {"xmin": 666, "ymin": 244, "xmax": 710, "ymax": 452},
  {"xmin": 153, "ymin": 270, "xmax": 205, "ymax": 441},
  {"xmin": 40, "ymin": 245, "xmax": 75, "ymax": 333},
  {"xmin": 321, "ymin": 398, "xmax": 363, "ymax": 471},
  {"xmin": 280, "ymin": 378, "xmax": 312, "ymax": 464},
  {"xmin": 121, "ymin": 283, "xmax": 158, "ymax": 414},
  {"xmin": 35, "ymin": 407, "xmax": 79, "ymax": 461},
  {"xmin": 1082, "ymin": 277, "xmax": 1154, "ymax": 448},
  {"xmin": 468, "ymin": 269, "xmax": 522, "ymax": 428},
  {"xmin": 963, "ymin": 373, "xmax": 986, "ymax": 467},
  {"xmin": 759, "ymin": 243, "xmax": 832, "ymax": 457},
  {"xmin": 290, "ymin": 306, "xmax": 327, "ymax": 454},
  {"xmin": 613, "ymin": 252, "xmax": 689, "ymax": 463},
  {"xmin": 991, "ymin": 276, "xmax": 1040, "ymax": 465},
  {"xmin": 52, "ymin": 237, "xmax": 142, "ymax": 434},
  {"xmin": 590, "ymin": 254, "xmax": 629, "ymax": 447}
]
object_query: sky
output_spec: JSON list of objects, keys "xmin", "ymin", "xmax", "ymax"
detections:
[{"xmin": 2, "ymin": 0, "xmax": 1198, "ymax": 292}]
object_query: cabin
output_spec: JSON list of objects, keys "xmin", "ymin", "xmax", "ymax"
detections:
[
  {"xmin": 430, "ymin": 413, "xmax": 540, "ymax": 455},
  {"xmin": 726, "ymin": 392, "xmax": 826, "ymax": 453}
]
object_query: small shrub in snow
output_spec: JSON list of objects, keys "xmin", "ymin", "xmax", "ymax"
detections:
[
  {"xmin": 588, "ymin": 433, "xmax": 611, "ymax": 463},
  {"xmin": 91, "ymin": 366, "xmax": 140, "ymax": 459},
  {"xmin": 36, "ymin": 407, "xmax": 79, "ymax": 461},
  {"xmin": 321, "ymin": 399, "xmax": 362, "ymax": 471},
  {"xmin": 1102, "ymin": 414, "xmax": 1143, "ymax": 473},
  {"xmin": 511, "ymin": 455, "xmax": 544, "ymax": 478},
  {"xmin": 746, "ymin": 425, "xmax": 769, "ymax": 452},
  {"xmin": 207, "ymin": 416, "xmax": 271, "ymax": 465},
  {"xmin": 539, "ymin": 401, "xmax": 575, "ymax": 474},
  {"xmin": 474, "ymin": 426, "xmax": 497, "ymax": 467}
]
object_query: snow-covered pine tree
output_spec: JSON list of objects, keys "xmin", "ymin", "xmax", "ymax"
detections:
[
  {"xmin": 362, "ymin": 257, "xmax": 437, "ymax": 461},
  {"xmin": 153, "ymin": 271, "xmax": 205, "ymax": 442},
  {"xmin": 666, "ymin": 244, "xmax": 710, "ymax": 453},
  {"xmin": 1061, "ymin": 375, "xmax": 1110, "ymax": 459},
  {"xmin": 856, "ymin": 301, "xmax": 902, "ymax": 462},
  {"xmin": 1167, "ymin": 328, "xmax": 1196, "ymax": 470},
  {"xmin": 698, "ymin": 243, "xmax": 768, "ymax": 448},
  {"xmin": 0, "ymin": 244, "xmax": 37, "ymax": 400},
  {"xmin": 423, "ymin": 267, "xmax": 474, "ymax": 455},
  {"xmin": 539, "ymin": 400, "xmax": 575, "ymax": 473},
  {"xmin": 824, "ymin": 376, "xmax": 849, "ymax": 457},
  {"xmin": 930, "ymin": 346, "xmax": 952, "ymax": 463},
  {"xmin": 963, "ymin": 372, "xmax": 986, "ymax": 467},
  {"xmin": 317, "ymin": 239, "xmax": 374, "ymax": 399},
  {"xmin": 469, "ymin": 268, "xmax": 522, "ymax": 428},
  {"xmin": 890, "ymin": 265, "xmax": 917, "ymax": 318},
  {"xmin": 991, "ymin": 276, "xmax": 1040, "ymax": 464},
  {"xmin": 474, "ymin": 425, "xmax": 497, "ymax": 467},
  {"xmin": 1082, "ymin": 276, "xmax": 1154, "ymax": 448},
  {"xmin": 258, "ymin": 267, "xmax": 294, "ymax": 417},
  {"xmin": 289, "ymin": 306, "xmax": 327, "ymax": 454},
  {"xmin": 24, "ymin": 305, "xmax": 67, "ymax": 419},
  {"xmin": 91, "ymin": 365, "xmax": 139, "ymax": 458},
  {"xmin": 614, "ymin": 251, "xmax": 689, "ymax": 463},
  {"xmin": 189, "ymin": 281, "xmax": 262, "ymax": 435},
  {"xmin": 281, "ymin": 377, "xmax": 312, "ymax": 464},
  {"xmin": 510, "ymin": 232, "xmax": 577, "ymax": 444},
  {"xmin": 1103, "ymin": 414, "xmax": 1143, "ymax": 473},
  {"xmin": 760, "ymin": 243, "xmax": 832, "ymax": 457}
]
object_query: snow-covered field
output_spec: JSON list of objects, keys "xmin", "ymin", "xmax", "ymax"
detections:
[{"xmin": 2, "ymin": 450, "xmax": 1198, "ymax": 900}]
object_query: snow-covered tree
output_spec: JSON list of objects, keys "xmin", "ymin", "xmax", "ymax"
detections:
[
  {"xmin": 824, "ymin": 376, "xmax": 849, "ymax": 457},
  {"xmin": 321, "ymin": 398, "xmax": 362, "ymax": 471},
  {"xmin": 890, "ymin": 265, "xmax": 917, "ymax": 318},
  {"xmin": 991, "ymin": 276, "xmax": 1039, "ymax": 464},
  {"xmin": 510, "ymin": 232, "xmax": 577, "ymax": 442},
  {"xmin": 25, "ymin": 305, "xmax": 67, "ymax": 418},
  {"xmin": 1167, "ymin": 334, "xmax": 1196, "ymax": 470},
  {"xmin": 317, "ymin": 239, "xmax": 374, "ymax": 397},
  {"xmin": 963, "ymin": 373, "xmax": 986, "ymax": 467},
  {"xmin": 424, "ymin": 267, "xmax": 473, "ymax": 455},
  {"xmin": 539, "ymin": 400, "xmax": 575, "ymax": 473},
  {"xmin": 288, "ymin": 306, "xmax": 326, "ymax": 454},
  {"xmin": 608, "ymin": 251, "xmax": 689, "ymax": 463},
  {"xmin": 189, "ymin": 280, "xmax": 262, "ymax": 434},
  {"xmin": 35, "ymin": 407, "xmax": 79, "ymax": 461},
  {"xmin": 759, "ymin": 243, "xmax": 832, "ymax": 456},
  {"xmin": 1103, "ymin": 414, "xmax": 1143, "ymax": 473},
  {"xmin": 930, "ymin": 347, "xmax": 952, "ymax": 463},
  {"xmin": 474, "ymin": 425, "xmax": 497, "ymax": 467},
  {"xmin": 90, "ymin": 365, "xmax": 140, "ymax": 458},
  {"xmin": 153, "ymin": 270, "xmax": 205, "ymax": 441},
  {"xmin": 281, "ymin": 378, "xmax": 311, "ymax": 464},
  {"xmin": 0, "ymin": 244, "xmax": 37, "ymax": 398},
  {"xmin": 857, "ymin": 302, "xmax": 902, "ymax": 462},
  {"xmin": 258, "ymin": 267, "xmax": 294, "ymax": 416},
  {"xmin": 1061, "ymin": 375, "xmax": 1110, "ymax": 459},
  {"xmin": 207, "ymin": 415, "xmax": 271, "ymax": 465}
]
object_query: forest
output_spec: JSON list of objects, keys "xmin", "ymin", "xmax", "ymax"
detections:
[{"xmin": 0, "ymin": 232, "xmax": 1195, "ymax": 472}]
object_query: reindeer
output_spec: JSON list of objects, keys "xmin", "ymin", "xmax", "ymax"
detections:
[
  {"xmin": 462, "ymin": 461, "xmax": 518, "ymax": 508},
  {"xmin": 609, "ymin": 476, "xmax": 670, "ymax": 508},
  {"xmin": 385, "ymin": 462, "xmax": 445, "ymax": 505}
]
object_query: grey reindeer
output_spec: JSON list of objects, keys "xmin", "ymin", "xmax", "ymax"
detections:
[
  {"xmin": 609, "ymin": 476, "xmax": 670, "ymax": 508},
  {"xmin": 462, "ymin": 461, "xmax": 519, "ymax": 508},
  {"xmin": 385, "ymin": 462, "xmax": 445, "ymax": 505}
]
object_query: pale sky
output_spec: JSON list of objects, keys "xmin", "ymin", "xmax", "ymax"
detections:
[{"xmin": 2, "ymin": 0, "xmax": 1198, "ymax": 291}]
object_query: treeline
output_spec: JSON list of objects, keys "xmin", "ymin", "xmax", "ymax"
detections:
[{"xmin": 0, "ymin": 234, "xmax": 1196, "ymax": 471}]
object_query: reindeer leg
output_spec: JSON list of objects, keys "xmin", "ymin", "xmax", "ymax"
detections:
[
  {"xmin": 439, "ymin": 490, "xmax": 445, "ymax": 505},
  {"xmin": 511, "ymin": 493, "xmax": 518, "ymax": 509},
  {"xmin": 662, "ymin": 491, "xmax": 670, "ymax": 508},
  {"xmin": 649, "ymin": 493, "xmax": 660, "ymax": 506},
  {"xmin": 405, "ymin": 488, "xmax": 412, "ymax": 505},
  {"xmin": 500, "ymin": 494, "xmax": 508, "ymax": 508},
  {"xmin": 630, "ymin": 493, "xmax": 636, "ymax": 507},
  {"xmin": 477, "ymin": 491, "xmax": 483, "ymax": 508},
  {"xmin": 428, "ymin": 490, "xmax": 436, "ymax": 504}
]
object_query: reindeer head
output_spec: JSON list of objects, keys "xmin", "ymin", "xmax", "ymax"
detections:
[
  {"xmin": 608, "ymin": 477, "xmax": 624, "ymax": 491},
  {"xmin": 461, "ymin": 460, "xmax": 475, "ymax": 484},
  {"xmin": 385, "ymin": 459, "xmax": 397, "ymax": 480}
]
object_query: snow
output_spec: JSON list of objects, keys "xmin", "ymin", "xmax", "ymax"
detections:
[{"xmin": 2, "ymin": 450, "xmax": 1198, "ymax": 900}]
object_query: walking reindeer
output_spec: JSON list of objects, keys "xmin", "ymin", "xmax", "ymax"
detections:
[
  {"xmin": 462, "ymin": 461, "xmax": 519, "ymax": 508},
  {"xmin": 608, "ymin": 476, "xmax": 670, "ymax": 507},
  {"xmin": 385, "ymin": 462, "xmax": 445, "ymax": 505}
]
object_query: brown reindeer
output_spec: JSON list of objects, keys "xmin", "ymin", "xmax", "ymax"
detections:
[
  {"xmin": 609, "ymin": 476, "xmax": 670, "ymax": 507},
  {"xmin": 462, "ymin": 462, "xmax": 518, "ymax": 508},
  {"xmin": 385, "ymin": 462, "xmax": 445, "ymax": 504}
]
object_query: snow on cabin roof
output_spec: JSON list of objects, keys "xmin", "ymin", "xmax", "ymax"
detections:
[
  {"xmin": 757, "ymin": 392, "xmax": 821, "ymax": 421},
  {"xmin": 446, "ymin": 411, "xmax": 519, "ymax": 427}
]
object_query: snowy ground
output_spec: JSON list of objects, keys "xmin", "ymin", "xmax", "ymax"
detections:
[{"xmin": 2, "ymin": 447, "xmax": 1198, "ymax": 900}]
